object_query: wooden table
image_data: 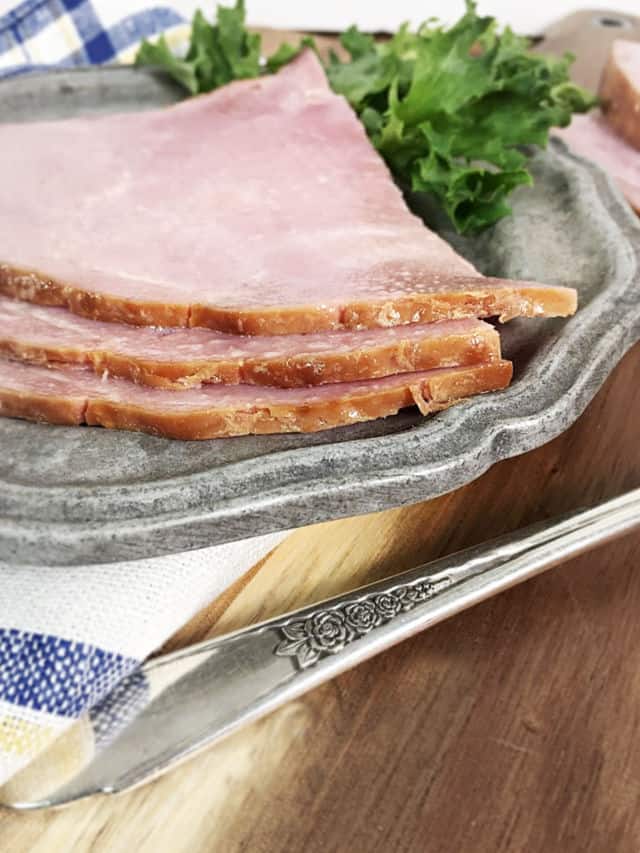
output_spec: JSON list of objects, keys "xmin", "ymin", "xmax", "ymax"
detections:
[{"xmin": 0, "ymin": 342, "xmax": 638, "ymax": 851}]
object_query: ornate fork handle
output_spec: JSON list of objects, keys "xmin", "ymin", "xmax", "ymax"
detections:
[
  {"xmin": 274, "ymin": 576, "xmax": 453, "ymax": 669},
  {"xmin": 7, "ymin": 487, "xmax": 640, "ymax": 809},
  {"xmin": 269, "ymin": 486, "xmax": 640, "ymax": 670}
]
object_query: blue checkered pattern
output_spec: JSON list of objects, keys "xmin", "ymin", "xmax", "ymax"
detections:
[
  {"xmin": 89, "ymin": 668, "xmax": 149, "ymax": 749},
  {"xmin": 0, "ymin": 0, "xmax": 185, "ymax": 77},
  {"xmin": 0, "ymin": 628, "xmax": 138, "ymax": 717}
]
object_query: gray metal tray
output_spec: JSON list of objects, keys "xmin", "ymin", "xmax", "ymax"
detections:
[{"xmin": 1, "ymin": 67, "xmax": 639, "ymax": 566}]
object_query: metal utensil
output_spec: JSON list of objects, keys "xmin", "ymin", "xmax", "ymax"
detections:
[{"xmin": 3, "ymin": 487, "xmax": 640, "ymax": 810}]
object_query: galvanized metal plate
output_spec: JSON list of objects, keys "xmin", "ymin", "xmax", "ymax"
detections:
[{"xmin": 1, "ymin": 67, "xmax": 638, "ymax": 565}]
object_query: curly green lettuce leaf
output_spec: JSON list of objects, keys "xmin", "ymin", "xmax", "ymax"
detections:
[
  {"xmin": 327, "ymin": 1, "xmax": 596, "ymax": 232},
  {"xmin": 135, "ymin": 35, "xmax": 199, "ymax": 93},
  {"xmin": 266, "ymin": 36, "xmax": 316, "ymax": 73},
  {"xmin": 136, "ymin": 0, "xmax": 260, "ymax": 93}
]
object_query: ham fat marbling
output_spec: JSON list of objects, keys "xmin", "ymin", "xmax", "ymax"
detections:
[
  {"xmin": 0, "ymin": 358, "xmax": 513, "ymax": 440},
  {"xmin": 0, "ymin": 296, "xmax": 501, "ymax": 388},
  {"xmin": 0, "ymin": 50, "xmax": 576, "ymax": 334}
]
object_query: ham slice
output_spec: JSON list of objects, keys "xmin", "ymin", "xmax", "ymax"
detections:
[
  {"xmin": 0, "ymin": 50, "xmax": 576, "ymax": 335},
  {"xmin": 0, "ymin": 296, "xmax": 500, "ymax": 388},
  {"xmin": 599, "ymin": 40, "xmax": 640, "ymax": 151},
  {"xmin": 0, "ymin": 358, "xmax": 512, "ymax": 440},
  {"xmin": 555, "ymin": 113, "xmax": 640, "ymax": 213}
]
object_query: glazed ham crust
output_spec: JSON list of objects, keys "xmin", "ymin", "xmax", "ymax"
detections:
[
  {"xmin": 0, "ymin": 265, "xmax": 577, "ymax": 335},
  {"xmin": 0, "ymin": 358, "xmax": 513, "ymax": 440},
  {"xmin": 0, "ymin": 51, "xmax": 576, "ymax": 334},
  {"xmin": 599, "ymin": 40, "xmax": 640, "ymax": 152},
  {"xmin": 0, "ymin": 297, "xmax": 501, "ymax": 389}
]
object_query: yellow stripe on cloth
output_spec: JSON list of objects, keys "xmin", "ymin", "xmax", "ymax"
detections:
[
  {"xmin": 116, "ymin": 22, "xmax": 191, "ymax": 64},
  {"xmin": 0, "ymin": 713, "xmax": 58, "ymax": 757},
  {"xmin": 0, "ymin": 717, "xmax": 95, "ymax": 805}
]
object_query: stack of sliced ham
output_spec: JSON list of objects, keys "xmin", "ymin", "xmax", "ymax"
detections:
[
  {"xmin": 0, "ymin": 51, "xmax": 576, "ymax": 440},
  {"xmin": 556, "ymin": 40, "xmax": 640, "ymax": 213}
]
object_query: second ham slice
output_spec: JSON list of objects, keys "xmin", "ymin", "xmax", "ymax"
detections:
[
  {"xmin": 0, "ymin": 50, "xmax": 576, "ymax": 334},
  {"xmin": 0, "ymin": 296, "xmax": 501, "ymax": 388}
]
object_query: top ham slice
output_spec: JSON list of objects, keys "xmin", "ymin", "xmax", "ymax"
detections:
[
  {"xmin": 599, "ymin": 40, "xmax": 640, "ymax": 152},
  {"xmin": 0, "ymin": 50, "xmax": 576, "ymax": 335}
]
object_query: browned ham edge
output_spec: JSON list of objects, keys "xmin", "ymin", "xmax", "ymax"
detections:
[
  {"xmin": 0, "ymin": 264, "xmax": 577, "ymax": 335},
  {"xmin": 599, "ymin": 40, "xmax": 640, "ymax": 152},
  {"xmin": 0, "ymin": 298, "xmax": 502, "ymax": 388},
  {"xmin": 0, "ymin": 359, "xmax": 513, "ymax": 440},
  {"xmin": 0, "ymin": 327, "xmax": 500, "ymax": 389}
]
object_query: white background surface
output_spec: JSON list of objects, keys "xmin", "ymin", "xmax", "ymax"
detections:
[
  {"xmin": 1, "ymin": 1, "xmax": 636, "ymax": 37},
  {"xmin": 173, "ymin": 1, "xmax": 638, "ymax": 36}
]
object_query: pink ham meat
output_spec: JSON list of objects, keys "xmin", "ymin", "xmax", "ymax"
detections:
[
  {"xmin": 555, "ymin": 114, "xmax": 640, "ymax": 213},
  {"xmin": 0, "ymin": 50, "xmax": 576, "ymax": 335},
  {"xmin": 0, "ymin": 296, "xmax": 501, "ymax": 388},
  {"xmin": 0, "ymin": 357, "xmax": 513, "ymax": 440},
  {"xmin": 599, "ymin": 40, "xmax": 640, "ymax": 151}
]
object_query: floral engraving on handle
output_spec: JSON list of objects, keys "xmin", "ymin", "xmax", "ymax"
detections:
[{"xmin": 274, "ymin": 577, "xmax": 452, "ymax": 669}]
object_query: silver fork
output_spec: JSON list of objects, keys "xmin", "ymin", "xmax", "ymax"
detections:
[{"xmin": 3, "ymin": 487, "xmax": 640, "ymax": 810}]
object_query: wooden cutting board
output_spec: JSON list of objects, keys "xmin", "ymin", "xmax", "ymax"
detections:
[
  {"xmin": 1, "ymin": 11, "xmax": 640, "ymax": 853},
  {"xmin": 541, "ymin": 9, "xmax": 640, "ymax": 87}
]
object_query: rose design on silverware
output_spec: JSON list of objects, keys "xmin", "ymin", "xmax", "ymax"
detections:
[
  {"xmin": 275, "ymin": 577, "xmax": 452, "ymax": 669},
  {"xmin": 373, "ymin": 592, "xmax": 401, "ymax": 619},
  {"xmin": 344, "ymin": 600, "xmax": 378, "ymax": 634},
  {"xmin": 305, "ymin": 611, "xmax": 349, "ymax": 653}
]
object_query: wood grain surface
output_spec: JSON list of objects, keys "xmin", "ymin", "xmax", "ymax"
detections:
[
  {"xmin": 542, "ymin": 9, "xmax": 640, "ymax": 89},
  {"xmin": 1, "ymin": 11, "xmax": 640, "ymax": 853}
]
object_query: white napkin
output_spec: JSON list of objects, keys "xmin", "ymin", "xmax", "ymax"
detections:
[{"xmin": 0, "ymin": 531, "xmax": 289, "ymax": 785}]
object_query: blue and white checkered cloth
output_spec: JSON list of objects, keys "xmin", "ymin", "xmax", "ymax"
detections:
[
  {"xmin": 0, "ymin": 0, "xmax": 195, "ymax": 77},
  {"xmin": 0, "ymin": 0, "xmax": 290, "ymax": 796}
]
